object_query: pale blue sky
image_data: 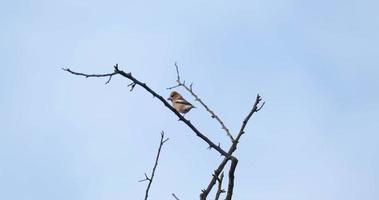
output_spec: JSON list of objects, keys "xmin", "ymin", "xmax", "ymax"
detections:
[{"xmin": 1, "ymin": 0, "xmax": 378, "ymax": 199}]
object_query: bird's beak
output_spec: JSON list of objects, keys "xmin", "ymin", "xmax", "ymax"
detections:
[{"xmin": 167, "ymin": 97, "xmax": 172, "ymax": 101}]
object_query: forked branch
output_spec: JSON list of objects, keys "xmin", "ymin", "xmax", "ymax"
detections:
[
  {"xmin": 63, "ymin": 64, "xmax": 265, "ymax": 200},
  {"xmin": 214, "ymin": 172, "xmax": 225, "ymax": 200},
  {"xmin": 167, "ymin": 63, "xmax": 234, "ymax": 142},
  {"xmin": 139, "ymin": 131, "xmax": 169, "ymax": 200},
  {"xmin": 200, "ymin": 94, "xmax": 265, "ymax": 200},
  {"xmin": 63, "ymin": 65, "xmax": 228, "ymax": 157}
]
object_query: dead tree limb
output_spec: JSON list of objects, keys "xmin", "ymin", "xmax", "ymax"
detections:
[
  {"xmin": 61, "ymin": 68, "xmax": 117, "ymax": 84},
  {"xmin": 167, "ymin": 63, "xmax": 234, "ymax": 142},
  {"xmin": 214, "ymin": 172, "xmax": 225, "ymax": 200},
  {"xmin": 200, "ymin": 94, "xmax": 265, "ymax": 200},
  {"xmin": 139, "ymin": 131, "xmax": 169, "ymax": 200},
  {"xmin": 63, "ymin": 64, "xmax": 265, "ymax": 200},
  {"xmin": 200, "ymin": 156, "xmax": 229, "ymax": 200},
  {"xmin": 225, "ymin": 158, "xmax": 238, "ymax": 200},
  {"xmin": 62, "ymin": 65, "xmax": 228, "ymax": 157}
]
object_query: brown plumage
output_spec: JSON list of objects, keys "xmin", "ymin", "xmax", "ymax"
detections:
[{"xmin": 167, "ymin": 91, "xmax": 195, "ymax": 114}]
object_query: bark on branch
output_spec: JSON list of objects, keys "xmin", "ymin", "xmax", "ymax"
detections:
[{"xmin": 225, "ymin": 157, "xmax": 238, "ymax": 200}]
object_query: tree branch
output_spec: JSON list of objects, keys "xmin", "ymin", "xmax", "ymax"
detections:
[
  {"xmin": 200, "ymin": 94, "xmax": 265, "ymax": 199},
  {"xmin": 167, "ymin": 63, "xmax": 234, "ymax": 142},
  {"xmin": 225, "ymin": 157, "xmax": 238, "ymax": 200},
  {"xmin": 200, "ymin": 156, "xmax": 229, "ymax": 200},
  {"xmin": 64, "ymin": 64, "xmax": 265, "ymax": 200},
  {"xmin": 63, "ymin": 65, "xmax": 228, "ymax": 157},
  {"xmin": 139, "ymin": 131, "xmax": 169, "ymax": 200},
  {"xmin": 214, "ymin": 172, "xmax": 225, "ymax": 200},
  {"xmin": 172, "ymin": 193, "xmax": 181, "ymax": 200},
  {"xmin": 233, "ymin": 94, "xmax": 265, "ymax": 149},
  {"xmin": 62, "ymin": 68, "xmax": 117, "ymax": 84}
]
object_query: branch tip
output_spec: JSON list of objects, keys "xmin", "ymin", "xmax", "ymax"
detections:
[
  {"xmin": 140, "ymin": 131, "xmax": 169, "ymax": 200},
  {"xmin": 172, "ymin": 193, "xmax": 180, "ymax": 200}
]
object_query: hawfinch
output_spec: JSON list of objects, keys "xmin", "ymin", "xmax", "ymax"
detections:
[{"xmin": 167, "ymin": 91, "xmax": 195, "ymax": 114}]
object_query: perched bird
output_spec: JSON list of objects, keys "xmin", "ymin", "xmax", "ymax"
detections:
[{"xmin": 167, "ymin": 91, "xmax": 195, "ymax": 114}]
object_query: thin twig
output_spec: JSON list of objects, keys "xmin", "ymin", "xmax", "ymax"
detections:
[
  {"xmin": 138, "ymin": 173, "xmax": 150, "ymax": 182},
  {"xmin": 62, "ymin": 68, "xmax": 117, "ymax": 84},
  {"xmin": 167, "ymin": 63, "xmax": 234, "ymax": 141},
  {"xmin": 200, "ymin": 157, "xmax": 229, "ymax": 200},
  {"xmin": 140, "ymin": 131, "xmax": 169, "ymax": 200},
  {"xmin": 172, "ymin": 193, "xmax": 180, "ymax": 200},
  {"xmin": 233, "ymin": 94, "xmax": 265, "ymax": 148},
  {"xmin": 214, "ymin": 172, "xmax": 225, "ymax": 200}
]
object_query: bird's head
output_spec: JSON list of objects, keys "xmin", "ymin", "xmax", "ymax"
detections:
[{"xmin": 167, "ymin": 91, "xmax": 180, "ymax": 101}]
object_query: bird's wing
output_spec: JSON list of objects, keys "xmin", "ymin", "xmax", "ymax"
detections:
[{"xmin": 175, "ymin": 97, "xmax": 193, "ymax": 106}]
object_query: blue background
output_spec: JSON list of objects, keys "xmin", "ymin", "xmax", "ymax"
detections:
[{"xmin": 1, "ymin": 0, "xmax": 378, "ymax": 199}]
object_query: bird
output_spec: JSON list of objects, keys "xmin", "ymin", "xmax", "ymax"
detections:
[{"xmin": 167, "ymin": 91, "xmax": 195, "ymax": 114}]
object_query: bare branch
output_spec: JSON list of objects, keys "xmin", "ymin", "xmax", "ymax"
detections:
[
  {"xmin": 64, "ymin": 65, "xmax": 228, "ymax": 156},
  {"xmin": 200, "ymin": 157, "xmax": 229, "ymax": 200},
  {"xmin": 214, "ymin": 172, "xmax": 225, "ymax": 200},
  {"xmin": 113, "ymin": 66, "xmax": 228, "ymax": 156},
  {"xmin": 200, "ymin": 94, "xmax": 264, "ymax": 200},
  {"xmin": 233, "ymin": 94, "xmax": 265, "ymax": 146},
  {"xmin": 62, "ymin": 68, "xmax": 117, "ymax": 84},
  {"xmin": 64, "ymin": 64, "xmax": 266, "ymax": 200},
  {"xmin": 140, "ymin": 131, "xmax": 169, "ymax": 200},
  {"xmin": 225, "ymin": 157, "xmax": 238, "ymax": 200},
  {"xmin": 127, "ymin": 82, "xmax": 137, "ymax": 91},
  {"xmin": 166, "ymin": 62, "xmax": 182, "ymax": 90},
  {"xmin": 138, "ymin": 173, "xmax": 151, "ymax": 182},
  {"xmin": 256, "ymin": 101, "xmax": 266, "ymax": 112},
  {"xmin": 172, "ymin": 193, "xmax": 181, "ymax": 200},
  {"xmin": 174, "ymin": 62, "xmax": 181, "ymax": 82},
  {"xmin": 167, "ymin": 63, "xmax": 234, "ymax": 141},
  {"xmin": 166, "ymin": 84, "xmax": 181, "ymax": 90}
]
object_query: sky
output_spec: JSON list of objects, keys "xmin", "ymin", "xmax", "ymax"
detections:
[{"xmin": 1, "ymin": 0, "xmax": 379, "ymax": 199}]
